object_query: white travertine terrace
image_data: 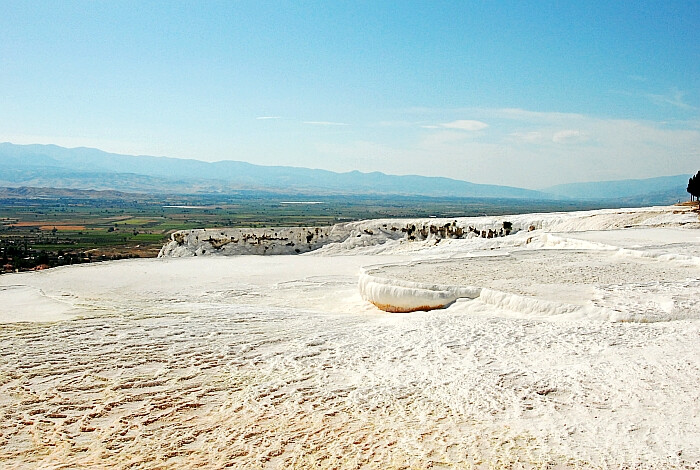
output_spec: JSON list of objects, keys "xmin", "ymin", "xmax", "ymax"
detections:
[{"xmin": 1, "ymin": 205, "xmax": 699, "ymax": 468}]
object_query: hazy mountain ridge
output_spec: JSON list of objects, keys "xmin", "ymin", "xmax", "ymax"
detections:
[
  {"xmin": 0, "ymin": 143, "xmax": 548, "ymax": 198},
  {"xmin": 0, "ymin": 186, "xmax": 144, "ymax": 200},
  {"xmin": 0, "ymin": 142, "xmax": 692, "ymax": 203},
  {"xmin": 543, "ymin": 175, "xmax": 691, "ymax": 201}
]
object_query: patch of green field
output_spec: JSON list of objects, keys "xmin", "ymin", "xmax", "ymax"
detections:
[{"xmin": 119, "ymin": 218, "xmax": 158, "ymax": 225}]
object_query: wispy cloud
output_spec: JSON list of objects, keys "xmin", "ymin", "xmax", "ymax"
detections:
[
  {"xmin": 489, "ymin": 108, "xmax": 586, "ymax": 122},
  {"xmin": 646, "ymin": 88, "xmax": 696, "ymax": 110},
  {"xmin": 552, "ymin": 129, "xmax": 589, "ymax": 144},
  {"xmin": 422, "ymin": 130, "xmax": 479, "ymax": 146},
  {"xmin": 303, "ymin": 121, "xmax": 348, "ymax": 126},
  {"xmin": 509, "ymin": 131, "xmax": 544, "ymax": 143},
  {"xmin": 256, "ymin": 116, "xmax": 282, "ymax": 120},
  {"xmin": 439, "ymin": 119, "xmax": 488, "ymax": 131}
]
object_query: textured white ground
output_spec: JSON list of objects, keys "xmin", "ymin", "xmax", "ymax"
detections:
[{"xmin": 1, "ymin": 206, "xmax": 699, "ymax": 469}]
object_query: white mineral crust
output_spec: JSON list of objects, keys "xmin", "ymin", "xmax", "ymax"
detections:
[{"xmin": 1, "ymin": 205, "xmax": 699, "ymax": 468}]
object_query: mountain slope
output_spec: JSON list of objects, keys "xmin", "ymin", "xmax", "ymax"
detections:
[
  {"xmin": 542, "ymin": 175, "xmax": 691, "ymax": 201},
  {"xmin": 0, "ymin": 142, "xmax": 547, "ymax": 199},
  {"xmin": 3, "ymin": 142, "xmax": 690, "ymax": 203}
]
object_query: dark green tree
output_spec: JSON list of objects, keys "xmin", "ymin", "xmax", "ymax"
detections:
[{"xmin": 688, "ymin": 171, "xmax": 700, "ymax": 202}]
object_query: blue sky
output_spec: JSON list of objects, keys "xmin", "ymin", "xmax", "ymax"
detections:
[{"xmin": 1, "ymin": 1, "xmax": 698, "ymax": 188}]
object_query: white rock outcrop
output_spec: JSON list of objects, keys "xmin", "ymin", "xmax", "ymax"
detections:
[{"xmin": 158, "ymin": 217, "xmax": 525, "ymax": 257}]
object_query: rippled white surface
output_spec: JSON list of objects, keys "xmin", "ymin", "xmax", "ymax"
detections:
[{"xmin": 1, "ymin": 207, "xmax": 699, "ymax": 468}]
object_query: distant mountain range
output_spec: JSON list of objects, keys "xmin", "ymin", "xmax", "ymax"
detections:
[
  {"xmin": 542, "ymin": 175, "xmax": 691, "ymax": 203},
  {"xmin": 0, "ymin": 142, "xmax": 693, "ymax": 204}
]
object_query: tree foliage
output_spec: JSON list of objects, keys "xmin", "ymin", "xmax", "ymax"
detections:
[
  {"xmin": 688, "ymin": 171, "xmax": 699, "ymax": 200},
  {"xmin": 688, "ymin": 171, "xmax": 700, "ymax": 201}
]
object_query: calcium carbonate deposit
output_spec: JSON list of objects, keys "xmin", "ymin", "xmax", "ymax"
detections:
[{"xmin": 1, "ymin": 205, "xmax": 699, "ymax": 469}]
